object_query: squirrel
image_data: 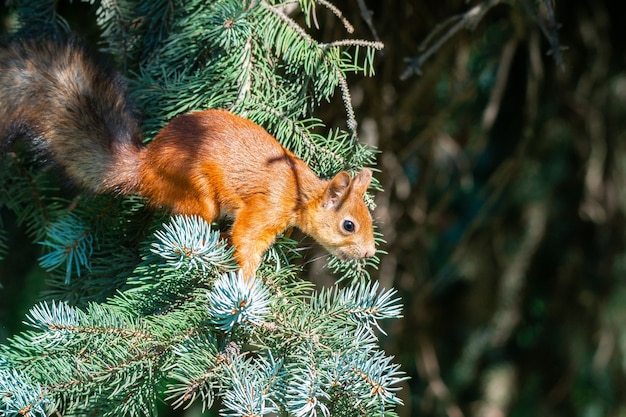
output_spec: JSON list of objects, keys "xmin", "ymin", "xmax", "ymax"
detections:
[{"xmin": 0, "ymin": 39, "xmax": 376, "ymax": 279}]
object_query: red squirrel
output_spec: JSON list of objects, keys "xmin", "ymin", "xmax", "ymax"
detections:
[{"xmin": 0, "ymin": 39, "xmax": 376, "ymax": 279}]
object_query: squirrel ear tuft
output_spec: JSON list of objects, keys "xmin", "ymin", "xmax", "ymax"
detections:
[
  {"xmin": 322, "ymin": 171, "xmax": 351, "ymax": 209},
  {"xmin": 352, "ymin": 168, "xmax": 372, "ymax": 195}
]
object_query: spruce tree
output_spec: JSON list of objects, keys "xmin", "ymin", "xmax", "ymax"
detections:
[{"xmin": 0, "ymin": 1, "xmax": 405, "ymax": 416}]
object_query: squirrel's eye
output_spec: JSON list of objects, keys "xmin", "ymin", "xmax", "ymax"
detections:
[{"xmin": 342, "ymin": 220, "xmax": 355, "ymax": 233}]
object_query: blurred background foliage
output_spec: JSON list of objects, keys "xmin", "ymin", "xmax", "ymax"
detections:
[{"xmin": 2, "ymin": 0, "xmax": 626, "ymax": 416}]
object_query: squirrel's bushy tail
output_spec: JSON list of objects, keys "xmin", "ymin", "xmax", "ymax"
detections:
[{"xmin": 0, "ymin": 39, "xmax": 145, "ymax": 193}]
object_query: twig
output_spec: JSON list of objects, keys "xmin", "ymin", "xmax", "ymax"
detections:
[
  {"xmin": 481, "ymin": 39, "xmax": 518, "ymax": 132},
  {"xmin": 356, "ymin": 0, "xmax": 380, "ymax": 42},
  {"xmin": 262, "ymin": 1, "xmax": 316, "ymax": 45},
  {"xmin": 490, "ymin": 202, "xmax": 548, "ymax": 347},
  {"xmin": 401, "ymin": 0, "xmax": 503, "ymax": 80},
  {"xmin": 235, "ymin": 39, "xmax": 253, "ymax": 106},
  {"xmin": 317, "ymin": 0, "xmax": 354, "ymax": 33},
  {"xmin": 520, "ymin": 0, "xmax": 566, "ymax": 71},
  {"xmin": 417, "ymin": 335, "xmax": 465, "ymax": 417},
  {"xmin": 319, "ymin": 39, "xmax": 384, "ymax": 50},
  {"xmin": 336, "ymin": 68, "xmax": 358, "ymax": 134}
]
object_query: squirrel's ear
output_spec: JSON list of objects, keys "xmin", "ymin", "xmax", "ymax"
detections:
[
  {"xmin": 352, "ymin": 168, "xmax": 372, "ymax": 196},
  {"xmin": 322, "ymin": 171, "xmax": 351, "ymax": 209}
]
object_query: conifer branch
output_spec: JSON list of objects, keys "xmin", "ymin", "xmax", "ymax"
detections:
[
  {"xmin": 38, "ymin": 214, "xmax": 93, "ymax": 284},
  {"xmin": 261, "ymin": 1, "xmax": 317, "ymax": 45},
  {"xmin": 235, "ymin": 39, "xmax": 254, "ymax": 105},
  {"xmin": 95, "ymin": 0, "xmax": 138, "ymax": 67},
  {"xmin": 319, "ymin": 39, "xmax": 384, "ymax": 50},
  {"xmin": 317, "ymin": 0, "xmax": 354, "ymax": 33},
  {"xmin": 242, "ymin": 94, "xmax": 361, "ymax": 177},
  {"xmin": 207, "ymin": 272, "xmax": 271, "ymax": 331},
  {"xmin": 0, "ymin": 369, "xmax": 52, "ymax": 417},
  {"xmin": 0, "ymin": 1, "xmax": 400, "ymax": 416},
  {"xmin": 151, "ymin": 216, "xmax": 235, "ymax": 273},
  {"xmin": 165, "ymin": 335, "xmax": 219, "ymax": 411},
  {"xmin": 259, "ymin": 0, "xmax": 371, "ymax": 135},
  {"xmin": 336, "ymin": 68, "xmax": 358, "ymax": 134},
  {"xmin": 0, "ymin": 154, "xmax": 67, "ymax": 242},
  {"xmin": 0, "ymin": 229, "xmax": 7, "ymax": 261}
]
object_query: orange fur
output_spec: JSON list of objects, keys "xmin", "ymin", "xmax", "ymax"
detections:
[{"xmin": 138, "ymin": 110, "xmax": 376, "ymax": 278}]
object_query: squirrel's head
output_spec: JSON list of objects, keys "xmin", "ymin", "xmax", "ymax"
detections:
[{"xmin": 307, "ymin": 168, "xmax": 376, "ymax": 261}]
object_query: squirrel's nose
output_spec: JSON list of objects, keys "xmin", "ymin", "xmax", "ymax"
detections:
[{"xmin": 364, "ymin": 244, "xmax": 376, "ymax": 258}]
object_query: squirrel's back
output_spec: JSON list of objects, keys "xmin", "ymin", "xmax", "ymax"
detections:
[{"xmin": 0, "ymin": 39, "xmax": 144, "ymax": 193}]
